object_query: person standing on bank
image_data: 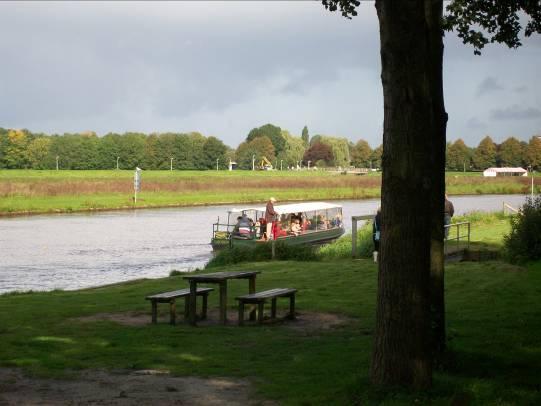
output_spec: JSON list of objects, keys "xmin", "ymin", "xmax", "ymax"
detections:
[
  {"xmin": 372, "ymin": 208, "xmax": 381, "ymax": 263},
  {"xmin": 444, "ymin": 194, "xmax": 455, "ymax": 239},
  {"xmin": 265, "ymin": 197, "xmax": 277, "ymax": 240}
]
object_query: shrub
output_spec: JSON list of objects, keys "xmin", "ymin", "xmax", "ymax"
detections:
[
  {"xmin": 206, "ymin": 240, "xmax": 319, "ymax": 268},
  {"xmin": 503, "ymin": 196, "xmax": 541, "ymax": 263}
]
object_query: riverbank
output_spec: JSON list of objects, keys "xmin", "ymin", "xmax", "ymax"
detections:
[
  {"xmin": 1, "ymin": 257, "xmax": 540, "ymax": 404},
  {"xmin": 1, "ymin": 170, "xmax": 538, "ymax": 216}
]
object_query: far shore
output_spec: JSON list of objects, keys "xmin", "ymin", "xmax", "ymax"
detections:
[{"xmin": 0, "ymin": 169, "xmax": 538, "ymax": 217}]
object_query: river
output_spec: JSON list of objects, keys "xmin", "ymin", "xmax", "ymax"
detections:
[{"xmin": 0, "ymin": 194, "xmax": 529, "ymax": 294}]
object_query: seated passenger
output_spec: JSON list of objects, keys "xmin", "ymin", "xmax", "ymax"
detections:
[
  {"xmin": 237, "ymin": 213, "xmax": 252, "ymax": 237},
  {"xmin": 273, "ymin": 221, "xmax": 288, "ymax": 238},
  {"xmin": 233, "ymin": 216, "xmax": 242, "ymax": 235},
  {"xmin": 290, "ymin": 219, "xmax": 301, "ymax": 236}
]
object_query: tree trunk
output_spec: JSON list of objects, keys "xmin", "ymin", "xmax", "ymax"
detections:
[
  {"xmin": 370, "ymin": 0, "xmax": 446, "ymax": 389},
  {"xmin": 427, "ymin": 0, "xmax": 447, "ymax": 357}
]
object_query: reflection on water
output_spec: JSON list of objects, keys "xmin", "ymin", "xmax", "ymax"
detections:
[{"xmin": 0, "ymin": 194, "xmax": 528, "ymax": 294}]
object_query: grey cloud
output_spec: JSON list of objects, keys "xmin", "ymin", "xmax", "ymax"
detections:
[
  {"xmin": 467, "ymin": 117, "xmax": 486, "ymax": 129},
  {"xmin": 0, "ymin": 1, "xmax": 380, "ymax": 129},
  {"xmin": 514, "ymin": 85, "xmax": 528, "ymax": 93},
  {"xmin": 490, "ymin": 105, "xmax": 541, "ymax": 120},
  {"xmin": 476, "ymin": 77, "xmax": 504, "ymax": 97}
]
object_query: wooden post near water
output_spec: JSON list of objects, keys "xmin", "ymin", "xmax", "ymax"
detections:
[{"xmin": 351, "ymin": 215, "xmax": 375, "ymax": 258}]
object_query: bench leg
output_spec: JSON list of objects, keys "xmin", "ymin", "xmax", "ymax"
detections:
[
  {"xmin": 271, "ymin": 298, "xmax": 277, "ymax": 319},
  {"xmin": 219, "ymin": 282, "xmax": 228, "ymax": 325},
  {"xmin": 151, "ymin": 300, "xmax": 157, "ymax": 324},
  {"xmin": 257, "ymin": 302, "xmax": 264, "ymax": 324},
  {"xmin": 169, "ymin": 299, "xmax": 176, "ymax": 325},
  {"xmin": 189, "ymin": 281, "xmax": 197, "ymax": 326},
  {"xmin": 288, "ymin": 294, "xmax": 296, "ymax": 320},
  {"xmin": 184, "ymin": 296, "xmax": 189, "ymax": 320},
  {"xmin": 202, "ymin": 293, "xmax": 208, "ymax": 320},
  {"xmin": 248, "ymin": 277, "xmax": 256, "ymax": 321},
  {"xmin": 238, "ymin": 301, "xmax": 245, "ymax": 326}
]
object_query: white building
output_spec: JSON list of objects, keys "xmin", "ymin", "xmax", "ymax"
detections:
[{"xmin": 483, "ymin": 167, "xmax": 528, "ymax": 177}]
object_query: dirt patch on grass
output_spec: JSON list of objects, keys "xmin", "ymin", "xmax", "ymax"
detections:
[
  {"xmin": 0, "ymin": 368, "xmax": 274, "ymax": 405},
  {"xmin": 74, "ymin": 309, "xmax": 357, "ymax": 332},
  {"xmin": 75, "ymin": 311, "xmax": 150, "ymax": 327},
  {"xmin": 283, "ymin": 311, "xmax": 357, "ymax": 333}
]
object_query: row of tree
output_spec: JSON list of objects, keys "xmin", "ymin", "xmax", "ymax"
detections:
[
  {"xmin": 447, "ymin": 136, "xmax": 541, "ymax": 171},
  {"xmin": 1, "ymin": 126, "xmax": 539, "ymax": 171},
  {"xmin": 0, "ymin": 125, "xmax": 384, "ymax": 171},
  {"xmin": 0, "ymin": 129, "xmax": 229, "ymax": 170}
]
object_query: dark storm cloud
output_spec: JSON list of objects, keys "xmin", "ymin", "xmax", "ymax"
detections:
[{"xmin": 490, "ymin": 105, "xmax": 541, "ymax": 121}]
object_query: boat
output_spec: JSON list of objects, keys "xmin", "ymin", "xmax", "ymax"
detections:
[{"xmin": 211, "ymin": 202, "xmax": 345, "ymax": 250}]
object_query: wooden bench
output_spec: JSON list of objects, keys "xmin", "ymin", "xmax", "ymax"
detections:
[
  {"xmin": 236, "ymin": 288, "xmax": 297, "ymax": 326},
  {"xmin": 145, "ymin": 287, "xmax": 213, "ymax": 325}
]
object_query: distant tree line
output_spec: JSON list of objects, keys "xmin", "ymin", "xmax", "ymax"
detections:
[
  {"xmin": 446, "ymin": 135, "xmax": 541, "ymax": 171},
  {"xmin": 0, "ymin": 129, "xmax": 229, "ymax": 170},
  {"xmin": 0, "ymin": 126, "xmax": 539, "ymax": 171}
]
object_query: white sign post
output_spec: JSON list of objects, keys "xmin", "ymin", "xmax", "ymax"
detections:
[{"xmin": 134, "ymin": 167, "xmax": 142, "ymax": 204}]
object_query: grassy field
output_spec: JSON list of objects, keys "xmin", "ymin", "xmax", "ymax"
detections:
[
  {"xmin": 0, "ymin": 169, "xmax": 539, "ymax": 215},
  {"xmin": 1, "ymin": 261, "xmax": 540, "ymax": 404},
  {"xmin": 1, "ymin": 218, "xmax": 540, "ymax": 404}
]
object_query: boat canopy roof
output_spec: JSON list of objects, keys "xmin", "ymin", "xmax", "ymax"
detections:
[{"xmin": 229, "ymin": 202, "xmax": 342, "ymax": 215}]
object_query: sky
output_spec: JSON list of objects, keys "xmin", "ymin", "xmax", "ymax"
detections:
[{"xmin": 0, "ymin": 1, "xmax": 540, "ymax": 148}]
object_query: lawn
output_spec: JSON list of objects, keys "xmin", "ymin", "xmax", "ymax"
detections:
[{"xmin": 1, "ymin": 254, "xmax": 540, "ymax": 404}]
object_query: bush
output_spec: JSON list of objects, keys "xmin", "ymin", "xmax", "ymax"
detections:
[
  {"xmin": 206, "ymin": 241, "xmax": 318, "ymax": 268},
  {"xmin": 504, "ymin": 196, "xmax": 541, "ymax": 263}
]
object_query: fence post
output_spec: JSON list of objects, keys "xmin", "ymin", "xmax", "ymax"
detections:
[
  {"xmin": 352, "ymin": 217, "xmax": 357, "ymax": 258},
  {"xmin": 467, "ymin": 222, "xmax": 471, "ymax": 250},
  {"xmin": 457, "ymin": 223, "xmax": 460, "ymax": 251}
]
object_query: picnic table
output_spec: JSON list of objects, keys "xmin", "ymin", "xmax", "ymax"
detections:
[{"xmin": 183, "ymin": 270, "xmax": 260, "ymax": 325}]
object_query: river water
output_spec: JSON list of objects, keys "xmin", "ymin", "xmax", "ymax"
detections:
[{"xmin": 0, "ymin": 194, "xmax": 529, "ymax": 294}]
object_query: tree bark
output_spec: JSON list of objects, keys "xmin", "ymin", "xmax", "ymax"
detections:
[
  {"xmin": 426, "ymin": 0, "xmax": 447, "ymax": 358},
  {"xmin": 370, "ymin": 0, "xmax": 446, "ymax": 389}
]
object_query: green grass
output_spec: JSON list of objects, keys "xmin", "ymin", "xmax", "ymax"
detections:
[
  {"xmin": 0, "ymin": 169, "xmax": 539, "ymax": 215},
  {"xmin": 1, "ymin": 256, "xmax": 540, "ymax": 404}
]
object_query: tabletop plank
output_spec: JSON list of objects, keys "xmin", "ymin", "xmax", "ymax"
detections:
[{"xmin": 183, "ymin": 270, "xmax": 260, "ymax": 282}]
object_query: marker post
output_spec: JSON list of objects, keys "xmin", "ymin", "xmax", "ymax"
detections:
[{"xmin": 134, "ymin": 167, "xmax": 142, "ymax": 204}]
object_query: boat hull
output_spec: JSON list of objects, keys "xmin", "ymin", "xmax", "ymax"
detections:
[{"xmin": 212, "ymin": 227, "xmax": 345, "ymax": 250}]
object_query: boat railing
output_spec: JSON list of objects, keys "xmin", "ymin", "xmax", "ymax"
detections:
[
  {"xmin": 213, "ymin": 222, "xmax": 260, "ymax": 240},
  {"xmin": 212, "ymin": 222, "xmax": 235, "ymax": 238}
]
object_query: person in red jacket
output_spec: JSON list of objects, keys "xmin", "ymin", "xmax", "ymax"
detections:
[{"xmin": 265, "ymin": 197, "xmax": 277, "ymax": 240}]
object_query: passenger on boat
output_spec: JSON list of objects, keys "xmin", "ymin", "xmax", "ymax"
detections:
[
  {"xmin": 237, "ymin": 213, "xmax": 252, "ymax": 238},
  {"xmin": 331, "ymin": 213, "xmax": 342, "ymax": 228},
  {"xmin": 272, "ymin": 221, "xmax": 288, "ymax": 239},
  {"xmin": 233, "ymin": 216, "xmax": 242, "ymax": 234},
  {"xmin": 290, "ymin": 219, "xmax": 301, "ymax": 236},
  {"xmin": 265, "ymin": 197, "xmax": 277, "ymax": 240},
  {"xmin": 301, "ymin": 217, "xmax": 310, "ymax": 232}
]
